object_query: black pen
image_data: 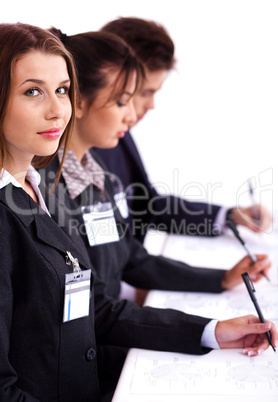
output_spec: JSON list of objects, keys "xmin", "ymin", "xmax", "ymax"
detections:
[
  {"xmin": 241, "ymin": 272, "xmax": 276, "ymax": 352},
  {"xmin": 227, "ymin": 219, "xmax": 270, "ymax": 281},
  {"xmin": 248, "ymin": 179, "xmax": 260, "ymax": 222}
]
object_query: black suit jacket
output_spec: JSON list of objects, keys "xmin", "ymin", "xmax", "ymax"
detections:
[
  {"xmin": 43, "ymin": 155, "xmax": 225, "ymax": 300},
  {"xmin": 94, "ymin": 131, "xmax": 222, "ymax": 242},
  {"xmin": 41, "ymin": 155, "xmax": 226, "ymax": 397},
  {"xmin": 42, "ymin": 154, "xmax": 226, "ymax": 344},
  {"xmin": 0, "ymin": 185, "xmax": 100, "ymax": 401},
  {"xmin": 43, "ymin": 155, "xmax": 225, "ymax": 352},
  {"xmin": 0, "ymin": 175, "xmax": 220, "ymax": 401}
]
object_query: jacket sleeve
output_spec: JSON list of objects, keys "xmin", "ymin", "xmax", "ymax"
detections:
[
  {"xmin": 93, "ymin": 274, "xmax": 213, "ymax": 356},
  {"xmin": 147, "ymin": 192, "xmax": 222, "ymax": 236},
  {"xmin": 120, "ymin": 227, "xmax": 226, "ymax": 292}
]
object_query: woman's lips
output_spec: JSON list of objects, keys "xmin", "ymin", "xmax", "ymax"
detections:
[{"xmin": 38, "ymin": 127, "xmax": 62, "ymax": 139}]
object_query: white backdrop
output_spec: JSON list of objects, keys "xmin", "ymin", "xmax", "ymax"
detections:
[{"xmin": 2, "ymin": 0, "xmax": 278, "ymax": 221}]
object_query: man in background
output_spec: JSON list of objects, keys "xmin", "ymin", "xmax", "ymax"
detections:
[{"xmin": 94, "ymin": 17, "xmax": 271, "ymax": 243}]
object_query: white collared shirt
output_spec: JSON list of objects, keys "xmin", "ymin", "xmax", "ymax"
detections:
[{"xmin": 0, "ymin": 166, "xmax": 50, "ymax": 215}]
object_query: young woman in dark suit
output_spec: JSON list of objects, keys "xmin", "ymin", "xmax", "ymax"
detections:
[
  {"xmin": 41, "ymin": 29, "xmax": 277, "ymax": 401},
  {"xmin": 0, "ymin": 22, "xmax": 102, "ymax": 401}
]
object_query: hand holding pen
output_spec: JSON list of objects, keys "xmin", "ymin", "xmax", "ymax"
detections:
[
  {"xmin": 241, "ymin": 272, "xmax": 276, "ymax": 352},
  {"xmin": 227, "ymin": 219, "xmax": 270, "ymax": 282},
  {"xmin": 226, "ymin": 205, "xmax": 272, "ymax": 233},
  {"xmin": 215, "ymin": 314, "xmax": 277, "ymax": 356}
]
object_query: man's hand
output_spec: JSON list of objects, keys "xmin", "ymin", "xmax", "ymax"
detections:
[
  {"xmin": 222, "ymin": 254, "xmax": 271, "ymax": 289},
  {"xmin": 229, "ymin": 205, "xmax": 272, "ymax": 233}
]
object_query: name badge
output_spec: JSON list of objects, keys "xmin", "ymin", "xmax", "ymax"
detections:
[
  {"xmin": 82, "ymin": 202, "xmax": 120, "ymax": 246},
  {"xmin": 63, "ymin": 251, "xmax": 91, "ymax": 322},
  {"xmin": 114, "ymin": 191, "xmax": 129, "ymax": 219}
]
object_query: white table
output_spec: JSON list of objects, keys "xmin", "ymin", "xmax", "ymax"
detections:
[{"xmin": 112, "ymin": 225, "xmax": 278, "ymax": 402}]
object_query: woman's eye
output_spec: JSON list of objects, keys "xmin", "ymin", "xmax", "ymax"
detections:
[
  {"xmin": 56, "ymin": 86, "xmax": 70, "ymax": 95},
  {"xmin": 117, "ymin": 101, "xmax": 126, "ymax": 107},
  {"xmin": 117, "ymin": 97, "xmax": 129, "ymax": 107},
  {"xmin": 116, "ymin": 93, "xmax": 131, "ymax": 107},
  {"xmin": 24, "ymin": 87, "xmax": 42, "ymax": 97}
]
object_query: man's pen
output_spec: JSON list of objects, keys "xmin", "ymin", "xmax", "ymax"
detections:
[
  {"xmin": 241, "ymin": 272, "xmax": 276, "ymax": 352},
  {"xmin": 248, "ymin": 179, "xmax": 261, "ymax": 222},
  {"xmin": 227, "ymin": 219, "xmax": 270, "ymax": 281}
]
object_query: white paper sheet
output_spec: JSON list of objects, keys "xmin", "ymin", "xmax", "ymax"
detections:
[
  {"xmin": 130, "ymin": 348, "xmax": 278, "ymax": 397},
  {"xmin": 112, "ymin": 225, "xmax": 278, "ymax": 402},
  {"xmin": 162, "ymin": 225, "xmax": 278, "ymax": 275},
  {"xmin": 144, "ymin": 282, "xmax": 278, "ymax": 321},
  {"xmin": 112, "ymin": 347, "xmax": 278, "ymax": 402}
]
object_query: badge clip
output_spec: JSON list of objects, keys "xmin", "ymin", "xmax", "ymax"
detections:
[{"xmin": 65, "ymin": 251, "xmax": 81, "ymax": 274}]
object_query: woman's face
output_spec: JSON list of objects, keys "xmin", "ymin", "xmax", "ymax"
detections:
[
  {"xmin": 3, "ymin": 50, "xmax": 72, "ymax": 169},
  {"xmin": 74, "ymin": 70, "xmax": 137, "ymax": 150}
]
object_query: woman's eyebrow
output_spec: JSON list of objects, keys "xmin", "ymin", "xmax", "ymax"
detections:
[{"xmin": 19, "ymin": 78, "xmax": 70, "ymax": 87}]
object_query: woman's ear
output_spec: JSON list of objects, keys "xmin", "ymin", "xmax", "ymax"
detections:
[{"xmin": 75, "ymin": 95, "xmax": 85, "ymax": 119}]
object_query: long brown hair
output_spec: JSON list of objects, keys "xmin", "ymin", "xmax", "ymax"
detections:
[
  {"xmin": 0, "ymin": 22, "xmax": 77, "ymax": 186},
  {"xmin": 49, "ymin": 28, "xmax": 144, "ymax": 108}
]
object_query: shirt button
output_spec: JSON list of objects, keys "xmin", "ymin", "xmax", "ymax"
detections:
[{"xmin": 86, "ymin": 348, "xmax": 96, "ymax": 361}]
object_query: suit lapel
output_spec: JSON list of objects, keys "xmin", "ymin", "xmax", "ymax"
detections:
[
  {"xmin": 0, "ymin": 184, "xmax": 91, "ymax": 270},
  {"xmin": 33, "ymin": 205, "xmax": 92, "ymax": 271}
]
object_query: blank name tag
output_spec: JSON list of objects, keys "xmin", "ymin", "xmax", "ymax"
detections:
[
  {"xmin": 82, "ymin": 203, "xmax": 120, "ymax": 246},
  {"xmin": 63, "ymin": 269, "xmax": 91, "ymax": 322}
]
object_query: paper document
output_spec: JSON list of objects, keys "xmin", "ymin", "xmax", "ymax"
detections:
[
  {"xmin": 128, "ymin": 348, "xmax": 278, "ymax": 399},
  {"xmin": 144, "ymin": 282, "xmax": 278, "ymax": 321}
]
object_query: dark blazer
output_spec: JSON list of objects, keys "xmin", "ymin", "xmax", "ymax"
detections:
[
  {"xmin": 0, "ymin": 185, "xmax": 100, "ymax": 401},
  {"xmin": 41, "ymin": 158, "xmax": 225, "ymax": 346},
  {"xmin": 42, "ymin": 155, "xmax": 226, "ymax": 397},
  {"xmin": 1, "ymin": 174, "xmax": 221, "ymax": 401},
  {"xmin": 43, "ymin": 155, "xmax": 225, "ymax": 300},
  {"xmin": 94, "ymin": 131, "xmax": 222, "ymax": 242}
]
